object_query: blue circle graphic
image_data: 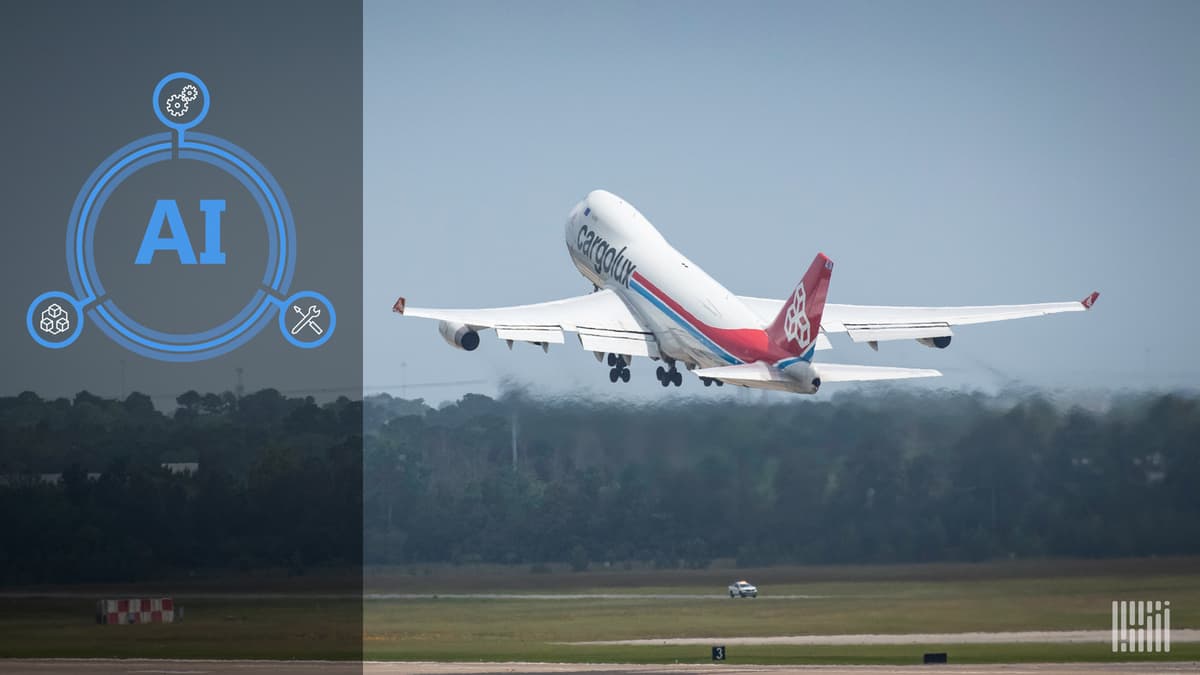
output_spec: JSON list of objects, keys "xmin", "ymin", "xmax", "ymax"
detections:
[
  {"xmin": 278, "ymin": 291, "xmax": 337, "ymax": 349},
  {"xmin": 153, "ymin": 72, "xmax": 210, "ymax": 132},
  {"xmin": 26, "ymin": 292, "xmax": 85, "ymax": 349},
  {"xmin": 63, "ymin": 134, "xmax": 295, "ymax": 361}
]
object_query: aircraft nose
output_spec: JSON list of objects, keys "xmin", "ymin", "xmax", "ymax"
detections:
[{"xmin": 586, "ymin": 189, "xmax": 619, "ymax": 209}]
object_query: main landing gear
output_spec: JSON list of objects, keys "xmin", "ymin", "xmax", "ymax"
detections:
[
  {"xmin": 656, "ymin": 363, "xmax": 683, "ymax": 388},
  {"xmin": 607, "ymin": 353, "xmax": 631, "ymax": 383},
  {"xmin": 601, "ymin": 354, "xmax": 723, "ymax": 389}
]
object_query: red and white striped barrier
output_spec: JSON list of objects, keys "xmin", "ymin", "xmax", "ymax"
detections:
[{"xmin": 96, "ymin": 597, "xmax": 175, "ymax": 624}]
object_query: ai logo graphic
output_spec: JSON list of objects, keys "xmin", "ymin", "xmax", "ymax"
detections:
[
  {"xmin": 1112, "ymin": 600, "xmax": 1170, "ymax": 653},
  {"xmin": 26, "ymin": 72, "xmax": 335, "ymax": 360},
  {"xmin": 134, "ymin": 200, "xmax": 227, "ymax": 265}
]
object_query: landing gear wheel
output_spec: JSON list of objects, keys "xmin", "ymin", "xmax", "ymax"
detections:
[
  {"xmin": 609, "ymin": 368, "xmax": 619, "ymax": 383},
  {"xmin": 607, "ymin": 353, "xmax": 617, "ymax": 367},
  {"xmin": 715, "ymin": 379, "xmax": 724, "ymax": 387},
  {"xmin": 702, "ymin": 377, "xmax": 713, "ymax": 387},
  {"xmin": 620, "ymin": 368, "xmax": 630, "ymax": 383},
  {"xmin": 657, "ymin": 362, "xmax": 684, "ymax": 388}
]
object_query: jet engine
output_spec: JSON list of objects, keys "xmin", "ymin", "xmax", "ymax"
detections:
[
  {"xmin": 916, "ymin": 336, "xmax": 953, "ymax": 349},
  {"xmin": 438, "ymin": 321, "xmax": 480, "ymax": 351}
]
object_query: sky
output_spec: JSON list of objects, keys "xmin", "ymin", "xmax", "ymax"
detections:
[{"xmin": 364, "ymin": 1, "xmax": 1200, "ymax": 404}]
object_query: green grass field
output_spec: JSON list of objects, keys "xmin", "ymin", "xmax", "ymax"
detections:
[
  {"xmin": 363, "ymin": 563, "xmax": 1200, "ymax": 664},
  {"xmin": 1, "ymin": 557, "xmax": 1196, "ymax": 664}
]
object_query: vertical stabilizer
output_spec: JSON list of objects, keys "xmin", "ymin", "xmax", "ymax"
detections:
[{"xmin": 766, "ymin": 253, "xmax": 833, "ymax": 360}]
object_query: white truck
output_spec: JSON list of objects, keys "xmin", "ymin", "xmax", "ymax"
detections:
[{"xmin": 728, "ymin": 580, "xmax": 758, "ymax": 598}]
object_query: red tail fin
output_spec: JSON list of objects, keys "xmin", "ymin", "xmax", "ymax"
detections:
[{"xmin": 766, "ymin": 253, "xmax": 833, "ymax": 359}]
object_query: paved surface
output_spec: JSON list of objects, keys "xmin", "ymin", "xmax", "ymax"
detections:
[
  {"xmin": 0, "ymin": 592, "xmax": 845, "ymax": 601},
  {"xmin": 368, "ymin": 663, "xmax": 1200, "ymax": 674},
  {"xmin": 364, "ymin": 594, "xmax": 846, "ymax": 601},
  {"xmin": 0, "ymin": 662, "xmax": 358, "ymax": 674},
  {"xmin": 569, "ymin": 629, "xmax": 1200, "ymax": 646},
  {"xmin": 0, "ymin": 661, "xmax": 1197, "ymax": 674}
]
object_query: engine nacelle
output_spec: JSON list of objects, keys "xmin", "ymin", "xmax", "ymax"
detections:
[
  {"xmin": 438, "ymin": 321, "xmax": 480, "ymax": 351},
  {"xmin": 781, "ymin": 360, "xmax": 822, "ymax": 394},
  {"xmin": 916, "ymin": 336, "xmax": 952, "ymax": 349}
]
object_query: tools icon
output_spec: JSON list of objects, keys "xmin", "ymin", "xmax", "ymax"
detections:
[
  {"xmin": 290, "ymin": 304, "xmax": 324, "ymax": 336},
  {"xmin": 277, "ymin": 291, "xmax": 336, "ymax": 349}
]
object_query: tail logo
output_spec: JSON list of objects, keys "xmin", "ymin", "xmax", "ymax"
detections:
[{"xmin": 782, "ymin": 282, "xmax": 811, "ymax": 349}]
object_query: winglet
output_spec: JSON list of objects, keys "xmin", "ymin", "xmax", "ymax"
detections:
[
  {"xmin": 392, "ymin": 296, "xmax": 407, "ymax": 314},
  {"xmin": 1081, "ymin": 291, "xmax": 1099, "ymax": 310}
]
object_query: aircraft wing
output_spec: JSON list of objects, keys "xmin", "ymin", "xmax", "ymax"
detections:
[
  {"xmin": 393, "ymin": 290, "xmax": 660, "ymax": 358},
  {"xmin": 738, "ymin": 291, "xmax": 1099, "ymax": 347}
]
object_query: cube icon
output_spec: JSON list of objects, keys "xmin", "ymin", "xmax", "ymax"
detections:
[{"xmin": 39, "ymin": 303, "xmax": 71, "ymax": 336}]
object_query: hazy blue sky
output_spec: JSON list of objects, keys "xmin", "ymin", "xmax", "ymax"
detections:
[{"xmin": 365, "ymin": 1, "xmax": 1199, "ymax": 404}]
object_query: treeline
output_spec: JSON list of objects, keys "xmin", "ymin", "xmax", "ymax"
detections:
[
  {"xmin": 1, "ymin": 387, "xmax": 1198, "ymax": 583},
  {"xmin": 0, "ymin": 390, "xmax": 361, "ymax": 584},
  {"xmin": 364, "ymin": 389, "xmax": 1200, "ymax": 568}
]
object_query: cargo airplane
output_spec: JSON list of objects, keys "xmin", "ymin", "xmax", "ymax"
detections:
[{"xmin": 393, "ymin": 190, "xmax": 1098, "ymax": 394}]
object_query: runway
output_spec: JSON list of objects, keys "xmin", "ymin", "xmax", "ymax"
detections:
[
  {"xmin": 0, "ymin": 660, "xmax": 1196, "ymax": 675},
  {"xmin": 0, "ymin": 592, "xmax": 848, "ymax": 601},
  {"xmin": 364, "ymin": 594, "xmax": 846, "ymax": 601},
  {"xmin": 568, "ymin": 629, "xmax": 1200, "ymax": 646}
]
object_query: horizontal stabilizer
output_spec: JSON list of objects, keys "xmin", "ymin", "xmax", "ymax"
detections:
[
  {"xmin": 814, "ymin": 362, "xmax": 942, "ymax": 383},
  {"xmin": 694, "ymin": 362, "xmax": 801, "ymax": 392},
  {"xmin": 695, "ymin": 361, "xmax": 941, "ymax": 393}
]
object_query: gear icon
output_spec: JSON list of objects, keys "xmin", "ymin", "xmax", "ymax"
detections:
[
  {"xmin": 165, "ymin": 93, "xmax": 189, "ymax": 118},
  {"xmin": 179, "ymin": 84, "xmax": 199, "ymax": 103}
]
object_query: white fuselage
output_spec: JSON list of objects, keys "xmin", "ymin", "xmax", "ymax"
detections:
[{"xmin": 564, "ymin": 190, "xmax": 773, "ymax": 369}]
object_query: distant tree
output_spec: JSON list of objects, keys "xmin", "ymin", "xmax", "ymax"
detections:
[
  {"xmin": 175, "ymin": 390, "xmax": 201, "ymax": 419},
  {"xmin": 569, "ymin": 544, "xmax": 589, "ymax": 572},
  {"xmin": 4, "ymin": 387, "xmax": 1200, "ymax": 583},
  {"xmin": 122, "ymin": 392, "xmax": 155, "ymax": 417}
]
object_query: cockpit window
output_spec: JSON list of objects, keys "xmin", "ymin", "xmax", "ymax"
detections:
[{"xmin": 583, "ymin": 207, "xmax": 590, "ymax": 217}]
